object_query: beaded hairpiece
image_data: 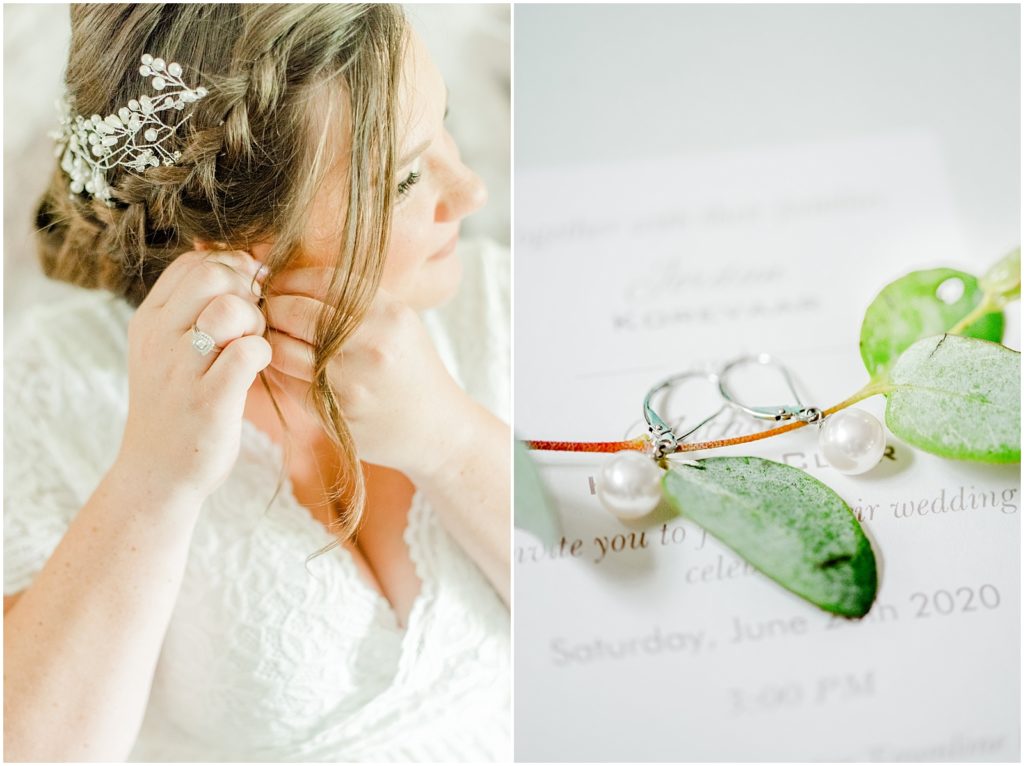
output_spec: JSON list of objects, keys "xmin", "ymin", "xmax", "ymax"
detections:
[{"xmin": 51, "ymin": 53, "xmax": 208, "ymax": 205}]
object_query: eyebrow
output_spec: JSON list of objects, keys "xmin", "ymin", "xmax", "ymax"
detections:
[
  {"xmin": 397, "ymin": 139, "xmax": 430, "ymax": 169},
  {"xmin": 396, "ymin": 85, "xmax": 450, "ymax": 169}
]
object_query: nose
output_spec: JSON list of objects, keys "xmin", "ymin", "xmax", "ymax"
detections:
[{"xmin": 435, "ymin": 156, "xmax": 488, "ymax": 223}]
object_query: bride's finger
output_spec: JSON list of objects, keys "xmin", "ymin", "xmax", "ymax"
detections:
[
  {"xmin": 153, "ymin": 250, "xmax": 264, "ymax": 311},
  {"xmin": 265, "ymin": 294, "xmax": 331, "ymax": 345},
  {"xmin": 266, "ymin": 266, "xmax": 335, "ymax": 300},
  {"xmin": 267, "ymin": 329, "xmax": 316, "ymax": 382}
]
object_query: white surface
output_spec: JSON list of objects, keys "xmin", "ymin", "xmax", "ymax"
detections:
[
  {"xmin": 514, "ymin": 4, "xmax": 1020, "ymax": 761},
  {"xmin": 515, "ymin": 4, "xmax": 1019, "ymax": 265},
  {"xmin": 3, "ymin": 4, "xmax": 509, "ymax": 331},
  {"xmin": 514, "ymin": 131, "xmax": 1021, "ymax": 765}
]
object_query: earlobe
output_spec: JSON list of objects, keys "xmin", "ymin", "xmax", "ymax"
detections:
[{"xmin": 249, "ymin": 242, "xmax": 274, "ymax": 263}]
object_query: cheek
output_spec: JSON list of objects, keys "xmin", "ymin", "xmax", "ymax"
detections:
[
  {"xmin": 380, "ymin": 233, "xmax": 420, "ymax": 289},
  {"xmin": 380, "ymin": 198, "xmax": 434, "ymax": 287}
]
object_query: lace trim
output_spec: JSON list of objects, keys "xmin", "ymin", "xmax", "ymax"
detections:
[{"xmin": 237, "ymin": 418, "xmax": 436, "ymax": 642}]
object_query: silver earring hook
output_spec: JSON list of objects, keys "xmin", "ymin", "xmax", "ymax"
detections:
[
  {"xmin": 718, "ymin": 353, "xmax": 824, "ymax": 425},
  {"xmin": 643, "ymin": 370, "xmax": 726, "ymax": 460}
]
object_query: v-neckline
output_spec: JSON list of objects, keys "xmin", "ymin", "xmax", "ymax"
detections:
[{"xmin": 239, "ymin": 417, "xmax": 432, "ymax": 642}]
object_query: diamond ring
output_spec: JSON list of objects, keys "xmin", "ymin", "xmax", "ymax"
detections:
[{"xmin": 191, "ymin": 324, "xmax": 218, "ymax": 356}]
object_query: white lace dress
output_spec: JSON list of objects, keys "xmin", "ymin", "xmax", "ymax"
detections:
[{"xmin": 3, "ymin": 240, "xmax": 511, "ymax": 762}]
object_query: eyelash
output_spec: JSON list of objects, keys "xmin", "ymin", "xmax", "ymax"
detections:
[
  {"xmin": 396, "ymin": 169, "xmax": 421, "ymax": 200},
  {"xmin": 394, "ymin": 100, "xmax": 445, "ymax": 203}
]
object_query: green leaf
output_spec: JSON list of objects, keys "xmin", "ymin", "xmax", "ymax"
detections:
[
  {"xmin": 885, "ymin": 334, "xmax": 1021, "ymax": 462},
  {"xmin": 514, "ymin": 439, "xmax": 562, "ymax": 545},
  {"xmin": 979, "ymin": 247, "xmax": 1021, "ymax": 307},
  {"xmin": 860, "ymin": 268, "xmax": 1003, "ymax": 378},
  {"xmin": 662, "ymin": 457, "xmax": 877, "ymax": 618}
]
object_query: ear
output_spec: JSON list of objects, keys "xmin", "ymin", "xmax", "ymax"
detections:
[{"xmin": 249, "ymin": 241, "xmax": 273, "ymax": 263}]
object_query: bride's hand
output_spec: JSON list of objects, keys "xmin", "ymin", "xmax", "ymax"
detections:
[
  {"xmin": 118, "ymin": 249, "xmax": 271, "ymax": 501},
  {"xmin": 263, "ymin": 268, "xmax": 472, "ymax": 478}
]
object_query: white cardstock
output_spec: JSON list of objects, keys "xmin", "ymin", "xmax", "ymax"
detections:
[{"xmin": 514, "ymin": 133, "xmax": 1021, "ymax": 762}]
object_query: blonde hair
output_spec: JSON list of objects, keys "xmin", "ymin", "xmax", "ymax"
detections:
[{"xmin": 34, "ymin": 3, "xmax": 406, "ymax": 544}]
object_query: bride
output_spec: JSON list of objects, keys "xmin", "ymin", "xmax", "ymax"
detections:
[{"xmin": 4, "ymin": 4, "xmax": 509, "ymax": 761}]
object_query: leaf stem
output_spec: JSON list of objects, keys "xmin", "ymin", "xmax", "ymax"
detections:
[
  {"xmin": 672, "ymin": 378, "xmax": 892, "ymax": 453},
  {"xmin": 948, "ymin": 294, "xmax": 999, "ymax": 336},
  {"xmin": 522, "ymin": 437, "xmax": 648, "ymax": 454},
  {"xmin": 525, "ymin": 378, "xmax": 894, "ymax": 455}
]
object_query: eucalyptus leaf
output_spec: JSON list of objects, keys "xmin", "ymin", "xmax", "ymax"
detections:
[
  {"xmin": 860, "ymin": 268, "xmax": 1003, "ymax": 378},
  {"xmin": 979, "ymin": 247, "xmax": 1021, "ymax": 306},
  {"xmin": 514, "ymin": 439, "xmax": 562, "ymax": 545},
  {"xmin": 662, "ymin": 457, "xmax": 877, "ymax": 618},
  {"xmin": 885, "ymin": 334, "xmax": 1021, "ymax": 462}
]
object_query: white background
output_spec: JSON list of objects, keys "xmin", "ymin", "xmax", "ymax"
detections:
[{"xmin": 516, "ymin": 3, "xmax": 1019, "ymax": 262}]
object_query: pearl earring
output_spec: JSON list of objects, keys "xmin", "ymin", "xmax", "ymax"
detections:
[
  {"xmin": 595, "ymin": 371, "xmax": 724, "ymax": 520},
  {"xmin": 574, "ymin": 355, "xmax": 888, "ymax": 521},
  {"xmin": 817, "ymin": 409, "xmax": 886, "ymax": 475},
  {"xmin": 595, "ymin": 450, "xmax": 664, "ymax": 520},
  {"xmin": 718, "ymin": 353, "xmax": 886, "ymax": 475}
]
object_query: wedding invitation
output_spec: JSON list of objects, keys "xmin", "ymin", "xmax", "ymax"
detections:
[{"xmin": 514, "ymin": 133, "xmax": 1021, "ymax": 762}]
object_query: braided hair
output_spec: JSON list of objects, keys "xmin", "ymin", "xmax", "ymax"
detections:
[{"xmin": 34, "ymin": 3, "xmax": 406, "ymax": 544}]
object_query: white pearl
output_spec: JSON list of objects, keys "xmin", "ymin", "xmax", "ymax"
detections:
[
  {"xmin": 596, "ymin": 450, "xmax": 663, "ymax": 520},
  {"xmin": 819, "ymin": 409, "xmax": 886, "ymax": 475}
]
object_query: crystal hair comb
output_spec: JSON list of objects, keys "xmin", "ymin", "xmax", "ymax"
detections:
[{"xmin": 51, "ymin": 54, "xmax": 209, "ymax": 205}]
